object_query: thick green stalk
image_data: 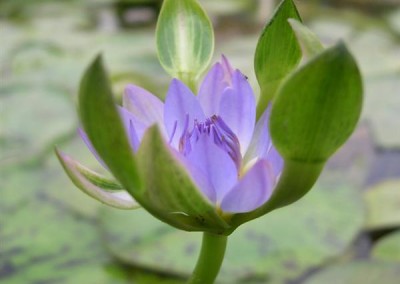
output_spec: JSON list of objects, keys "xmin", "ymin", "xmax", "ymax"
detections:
[{"xmin": 188, "ymin": 232, "xmax": 228, "ymax": 284}]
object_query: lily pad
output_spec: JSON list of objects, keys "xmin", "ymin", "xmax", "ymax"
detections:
[
  {"xmin": 371, "ymin": 230, "xmax": 400, "ymax": 262},
  {"xmin": 0, "ymin": 187, "xmax": 110, "ymax": 283},
  {"xmin": 100, "ymin": 182, "xmax": 364, "ymax": 283},
  {"xmin": 0, "ymin": 83, "xmax": 77, "ymax": 166},
  {"xmin": 323, "ymin": 123, "xmax": 375, "ymax": 187},
  {"xmin": 1, "ymin": 142, "xmax": 163, "ymax": 283},
  {"xmin": 300, "ymin": 17, "xmax": 400, "ymax": 149},
  {"xmin": 362, "ymin": 73, "xmax": 400, "ymax": 148},
  {"xmin": 304, "ymin": 261, "xmax": 400, "ymax": 284},
  {"xmin": 364, "ymin": 180, "xmax": 400, "ymax": 230},
  {"xmin": 386, "ymin": 8, "xmax": 400, "ymax": 35}
]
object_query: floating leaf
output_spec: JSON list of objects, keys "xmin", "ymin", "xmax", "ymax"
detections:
[
  {"xmin": 364, "ymin": 180, "xmax": 400, "ymax": 230},
  {"xmin": 362, "ymin": 73, "xmax": 400, "ymax": 148},
  {"xmin": 100, "ymin": 182, "xmax": 364, "ymax": 283},
  {"xmin": 372, "ymin": 230, "xmax": 400, "ymax": 262},
  {"xmin": 0, "ymin": 83, "xmax": 76, "ymax": 166},
  {"xmin": 304, "ymin": 261, "xmax": 400, "ymax": 284},
  {"xmin": 0, "ymin": 173, "xmax": 115, "ymax": 283}
]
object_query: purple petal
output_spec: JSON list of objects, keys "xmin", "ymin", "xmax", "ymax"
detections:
[
  {"xmin": 164, "ymin": 79, "xmax": 205, "ymax": 149},
  {"xmin": 220, "ymin": 159, "xmax": 274, "ymax": 213},
  {"xmin": 128, "ymin": 120, "xmax": 140, "ymax": 152},
  {"xmin": 78, "ymin": 128, "xmax": 108, "ymax": 169},
  {"xmin": 123, "ymin": 84, "xmax": 164, "ymax": 128},
  {"xmin": 118, "ymin": 107, "xmax": 147, "ymax": 143},
  {"xmin": 220, "ymin": 54, "xmax": 234, "ymax": 82},
  {"xmin": 186, "ymin": 135, "xmax": 237, "ymax": 204},
  {"xmin": 169, "ymin": 147, "xmax": 216, "ymax": 204},
  {"xmin": 244, "ymin": 105, "xmax": 284, "ymax": 179},
  {"xmin": 198, "ymin": 63, "xmax": 226, "ymax": 116},
  {"xmin": 198, "ymin": 55, "xmax": 234, "ymax": 117},
  {"xmin": 218, "ymin": 70, "xmax": 256, "ymax": 154},
  {"xmin": 265, "ymin": 146, "xmax": 284, "ymax": 179},
  {"xmin": 244, "ymin": 105, "xmax": 272, "ymax": 163}
]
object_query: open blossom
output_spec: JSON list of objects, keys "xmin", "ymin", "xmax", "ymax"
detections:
[{"xmin": 80, "ymin": 56, "xmax": 283, "ymax": 213}]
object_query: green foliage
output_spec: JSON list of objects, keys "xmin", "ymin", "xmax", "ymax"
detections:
[
  {"xmin": 304, "ymin": 262, "xmax": 400, "ymax": 284},
  {"xmin": 288, "ymin": 19, "xmax": 324, "ymax": 58},
  {"xmin": 78, "ymin": 55, "xmax": 142, "ymax": 197},
  {"xmin": 372, "ymin": 230, "xmax": 400, "ymax": 262},
  {"xmin": 364, "ymin": 180, "xmax": 400, "ymax": 230},
  {"xmin": 99, "ymin": 183, "xmax": 364, "ymax": 283},
  {"xmin": 0, "ymin": 167, "xmax": 115, "ymax": 284},
  {"xmin": 156, "ymin": 0, "xmax": 214, "ymax": 89},
  {"xmin": 270, "ymin": 43, "xmax": 363, "ymax": 163},
  {"xmin": 254, "ymin": 0, "xmax": 302, "ymax": 117},
  {"xmin": 3, "ymin": 0, "xmax": 398, "ymax": 282},
  {"xmin": 0, "ymin": 83, "xmax": 76, "ymax": 166}
]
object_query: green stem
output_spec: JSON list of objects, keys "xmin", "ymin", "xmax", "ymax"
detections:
[{"xmin": 187, "ymin": 232, "xmax": 228, "ymax": 284}]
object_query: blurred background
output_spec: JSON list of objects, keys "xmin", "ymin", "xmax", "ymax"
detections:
[{"xmin": 1, "ymin": 0, "xmax": 399, "ymax": 283}]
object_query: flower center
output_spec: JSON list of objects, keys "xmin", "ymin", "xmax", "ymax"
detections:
[{"xmin": 177, "ymin": 114, "xmax": 242, "ymax": 171}]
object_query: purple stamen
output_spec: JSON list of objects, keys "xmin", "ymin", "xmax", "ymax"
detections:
[
  {"xmin": 168, "ymin": 120, "xmax": 178, "ymax": 145},
  {"xmin": 178, "ymin": 115, "xmax": 242, "ymax": 172}
]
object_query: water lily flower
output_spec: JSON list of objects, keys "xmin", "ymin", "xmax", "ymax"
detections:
[{"xmin": 77, "ymin": 56, "xmax": 283, "ymax": 214}]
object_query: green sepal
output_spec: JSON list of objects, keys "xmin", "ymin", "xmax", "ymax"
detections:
[
  {"xmin": 156, "ymin": 0, "xmax": 214, "ymax": 90},
  {"xmin": 288, "ymin": 19, "xmax": 324, "ymax": 59},
  {"xmin": 79, "ymin": 55, "xmax": 142, "ymax": 197},
  {"xmin": 254, "ymin": 0, "xmax": 302, "ymax": 118},
  {"xmin": 55, "ymin": 148, "xmax": 140, "ymax": 210},
  {"xmin": 136, "ymin": 125, "xmax": 230, "ymax": 233},
  {"xmin": 270, "ymin": 42, "xmax": 363, "ymax": 162},
  {"xmin": 231, "ymin": 42, "xmax": 363, "ymax": 229}
]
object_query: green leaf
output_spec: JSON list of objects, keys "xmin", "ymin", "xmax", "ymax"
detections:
[
  {"xmin": 156, "ymin": 0, "xmax": 214, "ymax": 89},
  {"xmin": 100, "ymin": 183, "xmax": 364, "ymax": 283},
  {"xmin": 55, "ymin": 149, "xmax": 140, "ymax": 210},
  {"xmin": 270, "ymin": 42, "xmax": 363, "ymax": 163},
  {"xmin": 372, "ymin": 230, "xmax": 400, "ymax": 262},
  {"xmin": 254, "ymin": 0, "xmax": 302, "ymax": 117},
  {"xmin": 364, "ymin": 180, "xmax": 400, "ymax": 231},
  {"xmin": 78, "ymin": 55, "xmax": 142, "ymax": 198},
  {"xmin": 288, "ymin": 19, "xmax": 324, "ymax": 59},
  {"xmin": 304, "ymin": 262, "xmax": 400, "ymax": 284},
  {"xmin": 0, "ymin": 165, "xmax": 120, "ymax": 283},
  {"xmin": 363, "ymin": 73, "xmax": 400, "ymax": 148},
  {"xmin": 0, "ymin": 82, "xmax": 76, "ymax": 166},
  {"xmin": 136, "ymin": 125, "xmax": 229, "ymax": 233}
]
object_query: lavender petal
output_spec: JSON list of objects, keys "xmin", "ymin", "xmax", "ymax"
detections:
[
  {"xmin": 198, "ymin": 62, "xmax": 226, "ymax": 116},
  {"xmin": 265, "ymin": 146, "xmax": 284, "ymax": 179},
  {"xmin": 186, "ymin": 135, "xmax": 237, "ymax": 204},
  {"xmin": 164, "ymin": 79, "xmax": 205, "ymax": 149},
  {"xmin": 123, "ymin": 84, "xmax": 164, "ymax": 128},
  {"xmin": 218, "ymin": 70, "xmax": 256, "ymax": 155},
  {"xmin": 220, "ymin": 159, "xmax": 274, "ymax": 213},
  {"xmin": 244, "ymin": 105, "xmax": 272, "ymax": 163},
  {"xmin": 220, "ymin": 54, "xmax": 234, "ymax": 82},
  {"xmin": 118, "ymin": 106, "xmax": 147, "ymax": 144},
  {"xmin": 78, "ymin": 128, "xmax": 108, "ymax": 169}
]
